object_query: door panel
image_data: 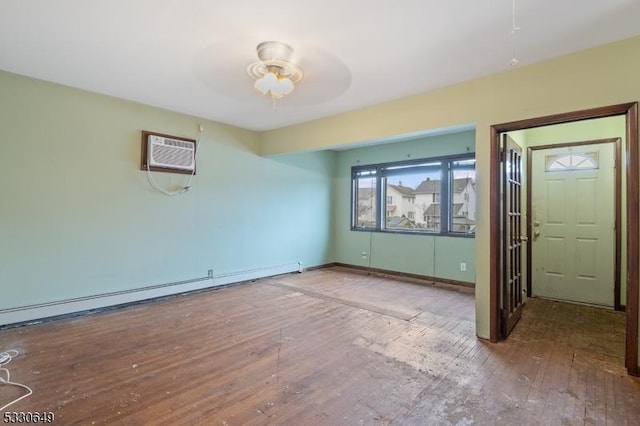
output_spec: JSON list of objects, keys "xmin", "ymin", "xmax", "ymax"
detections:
[
  {"xmin": 501, "ymin": 135, "xmax": 525, "ymax": 338},
  {"xmin": 531, "ymin": 144, "xmax": 615, "ymax": 307},
  {"xmin": 576, "ymin": 179, "xmax": 597, "ymax": 223},
  {"xmin": 546, "ymin": 180, "xmax": 565, "ymax": 223},
  {"xmin": 575, "ymin": 238, "xmax": 597, "ymax": 278},
  {"xmin": 545, "ymin": 237, "xmax": 565, "ymax": 275}
]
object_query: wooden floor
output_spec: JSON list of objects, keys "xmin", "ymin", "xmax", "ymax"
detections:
[{"xmin": 1, "ymin": 267, "xmax": 639, "ymax": 425}]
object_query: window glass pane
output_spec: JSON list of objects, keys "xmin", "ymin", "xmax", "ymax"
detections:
[
  {"xmin": 382, "ymin": 162, "xmax": 442, "ymax": 180},
  {"xmin": 451, "ymin": 160, "xmax": 476, "ymax": 234},
  {"xmin": 545, "ymin": 152, "xmax": 598, "ymax": 172},
  {"xmin": 355, "ymin": 175, "xmax": 376, "ymax": 228},
  {"xmin": 384, "ymin": 173, "xmax": 424, "ymax": 230},
  {"xmin": 414, "ymin": 174, "xmax": 441, "ymax": 232},
  {"xmin": 451, "ymin": 159, "xmax": 475, "ymax": 168}
]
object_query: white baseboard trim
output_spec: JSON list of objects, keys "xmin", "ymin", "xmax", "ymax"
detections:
[{"xmin": 0, "ymin": 262, "xmax": 301, "ymax": 327}]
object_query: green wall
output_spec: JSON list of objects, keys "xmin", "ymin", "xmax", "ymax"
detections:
[
  {"xmin": 333, "ymin": 130, "xmax": 476, "ymax": 282},
  {"xmin": 0, "ymin": 70, "xmax": 334, "ymax": 312}
]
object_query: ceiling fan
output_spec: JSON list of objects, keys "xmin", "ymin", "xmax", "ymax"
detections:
[
  {"xmin": 246, "ymin": 41, "xmax": 304, "ymax": 100},
  {"xmin": 192, "ymin": 39, "xmax": 351, "ymax": 108}
]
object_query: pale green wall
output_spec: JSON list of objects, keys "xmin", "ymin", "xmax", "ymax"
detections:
[
  {"xmin": 522, "ymin": 116, "xmax": 627, "ymax": 305},
  {"xmin": 0, "ymin": 70, "xmax": 334, "ymax": 311},
  {"xmin": 333, "ymin": 131, "xmax": 476, "ymax": 282},
  {"xmin": 260, "ymin": 34, "xmax": 640, "ymax": 364}
]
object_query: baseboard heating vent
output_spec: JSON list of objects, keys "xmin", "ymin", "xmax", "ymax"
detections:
[
  {"xmin": 213, "ymin": 262, "xmax": 302, "ymax": 286},
  {"xmin": 0, "ymin": 262, "xmax": 301, "ymax": 327}
]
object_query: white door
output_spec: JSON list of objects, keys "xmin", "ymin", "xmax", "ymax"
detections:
[{"xmin": 531, "ymin": 143, "xmax": 615, "ymax": 307}]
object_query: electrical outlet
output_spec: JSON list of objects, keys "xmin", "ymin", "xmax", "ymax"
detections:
[
  {"xmin": 361, "ymin": 251, "xmax": 368, "ymax": 259},
  {"xmin": 460, "ymin": 262, "xmax": 467, "ymax": 272},
  {"xmin": 208, "ymin": 269, "xmax": 213, "ymax": 278}
]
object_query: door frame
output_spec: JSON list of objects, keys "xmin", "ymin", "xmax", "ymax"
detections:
[
  {"xmin": 489, "ymin": 102, "xmax": 639, "ymax": 376},
  {"xmin": 527, "ymin": 138, "xmax": 622, "ymax": 310}
]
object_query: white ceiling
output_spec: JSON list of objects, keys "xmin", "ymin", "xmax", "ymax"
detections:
[{"xmin": 1, "ymin": 1, "xmax": 639, "ymax": 132}]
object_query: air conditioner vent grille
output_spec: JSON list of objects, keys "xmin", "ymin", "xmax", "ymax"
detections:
[
  {"xmin": 163, "ymin": 139, "xmax": 192, "ymax": 149},
  {"xmin": 147, "ymin": 135, "xmax": 195, "ymax": 171},
  {"xmin": 151, "ymin": 144, "xmax": 193, "ymax": 167}
]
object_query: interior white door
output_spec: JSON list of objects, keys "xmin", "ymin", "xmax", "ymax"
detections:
[{"xmin": 531, "ymin": 143, "xmax": 615, "ymax": 307}]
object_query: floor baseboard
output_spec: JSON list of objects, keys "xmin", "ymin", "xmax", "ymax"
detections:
[{"xmin": 331, "ymin": 262, "xmax": 475, "ymax": 290}]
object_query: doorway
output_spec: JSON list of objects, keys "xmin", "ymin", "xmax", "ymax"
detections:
[
  {"xmin": 489, "ymin": 102, "xmax": 639, "ymax": 376},
  {"xmin": 528, "ymin": 139, "xmax": 620, "ymax": 308}
]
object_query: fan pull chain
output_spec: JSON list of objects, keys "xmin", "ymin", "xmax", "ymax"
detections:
[{"xmin": 510, "ymin": 0, "xmax": 520, "ymax": 66}]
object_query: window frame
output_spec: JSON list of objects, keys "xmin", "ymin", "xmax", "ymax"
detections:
[
  {"xmin": 351, "ymin": 153, "xmax": 475, "ymax": 237},
  {"xmin": 352, "ymin": 168, "xmax": 378, "ymax": 229}
]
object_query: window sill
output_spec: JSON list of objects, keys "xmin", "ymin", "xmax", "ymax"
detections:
[{"xmin": 350, "ymin": 227, "xmax": 475, "ymax": 238}]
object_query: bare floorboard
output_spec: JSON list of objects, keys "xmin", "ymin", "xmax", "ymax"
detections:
[{"xmin": 0, "ymin": 268, "xmax": 638, "ymax": 425}]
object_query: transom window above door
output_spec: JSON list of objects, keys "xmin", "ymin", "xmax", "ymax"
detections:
[{"xmin": 545, "ymin": 152, "xmax": 599, "ymax": 172}]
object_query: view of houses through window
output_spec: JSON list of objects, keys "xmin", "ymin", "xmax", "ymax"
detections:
[
  {"xmin": 354, "ymin": 170, "xmax": 377, "ymax": 228},
  {"xmin": 353, "ymin": 155, "xmax": 476, "ymax": 235}
]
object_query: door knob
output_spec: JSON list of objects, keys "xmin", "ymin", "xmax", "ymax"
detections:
[
  {"xmin": 519, "ymin": 236, "xmax": 528, "ymax": 242},
  {"xmin": 533, "ymin": 230, "xmax": 541, "ymax": 240}
]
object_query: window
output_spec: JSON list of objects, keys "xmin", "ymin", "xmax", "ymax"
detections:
[
  {"xmin": 353, "ymin": 169, "xmax": 377, "ymax": 228},
  {"xmin": 545, "ymin": 152, "xmax": 599, "ymax": 171},
  {"xmin": 351, "ymin": 154, "xmax": 475, "ymax": 235},
  {"xmin": 450, "ymin": 158, "xmax": 476, "ymax": 234}
]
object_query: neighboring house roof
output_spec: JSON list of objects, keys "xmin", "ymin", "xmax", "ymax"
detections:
[
  {"xmin": 388, "ymin": 184, "xmax": 415, "ymax": 197},
  {"xmin": 386, "ymin": 216, "xmax": 416, "ymax": 228},
  {"xmin": 452, "ymin": 216, "xmax": 475, "ymax": 225},
  {"xmin": 452, "ymin": 203, "xmax": 465, "ymax": 216},
  {"xmin": 414, "ymin": 179, "xmax": 440, "ymax": 194},
  {"xmin": 358, "ymin": 187, "xmax": 375, "ymax": 199},
  {"xmin": 425, "ymin": 203, "xmax": 440, "ymax": 216},
  {"xmin": 452, "ymin": 178, "xmax": 473, "ymax": 193},
  {"xmin": 414, "ymin": 178, "xmax": 473, "ymax": 194}
]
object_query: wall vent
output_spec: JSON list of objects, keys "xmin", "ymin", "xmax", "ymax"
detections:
[{"xmin": 141, "ymin": 130, "xmax": 196, "ymax": 175}]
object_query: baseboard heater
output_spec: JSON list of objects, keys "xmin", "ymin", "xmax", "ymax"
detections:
[{"xmin": 0, "ymin": 262, "xmax": 302, "ymax": 327}]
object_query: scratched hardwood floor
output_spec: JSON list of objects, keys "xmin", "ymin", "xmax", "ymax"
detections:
[{"xmin": 0, "ymin": 267, "xmax": 638, "ymax": 425}]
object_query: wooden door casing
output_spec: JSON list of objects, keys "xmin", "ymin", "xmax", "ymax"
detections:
[{"xmin": 489, "ymin": 102, "xmax": 638, "ymax": 376}]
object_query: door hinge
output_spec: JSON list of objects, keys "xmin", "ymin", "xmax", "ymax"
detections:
[{"xmin": 500, "ymin": 308, "xmax": 509, "ymax": 319}]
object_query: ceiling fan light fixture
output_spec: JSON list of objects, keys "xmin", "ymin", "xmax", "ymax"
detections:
[
  {"xmin": 247, "ymin": 41, "xmax": 303, "ymax": 101},
  {"xmin": 254, "ymin": 71, "xmax": 294, "ymax": 98}
]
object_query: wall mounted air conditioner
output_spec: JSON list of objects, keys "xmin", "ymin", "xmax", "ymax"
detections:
[{"xmin": 141, "ymin": 131, "xmax": 196, "ymax": 174}]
